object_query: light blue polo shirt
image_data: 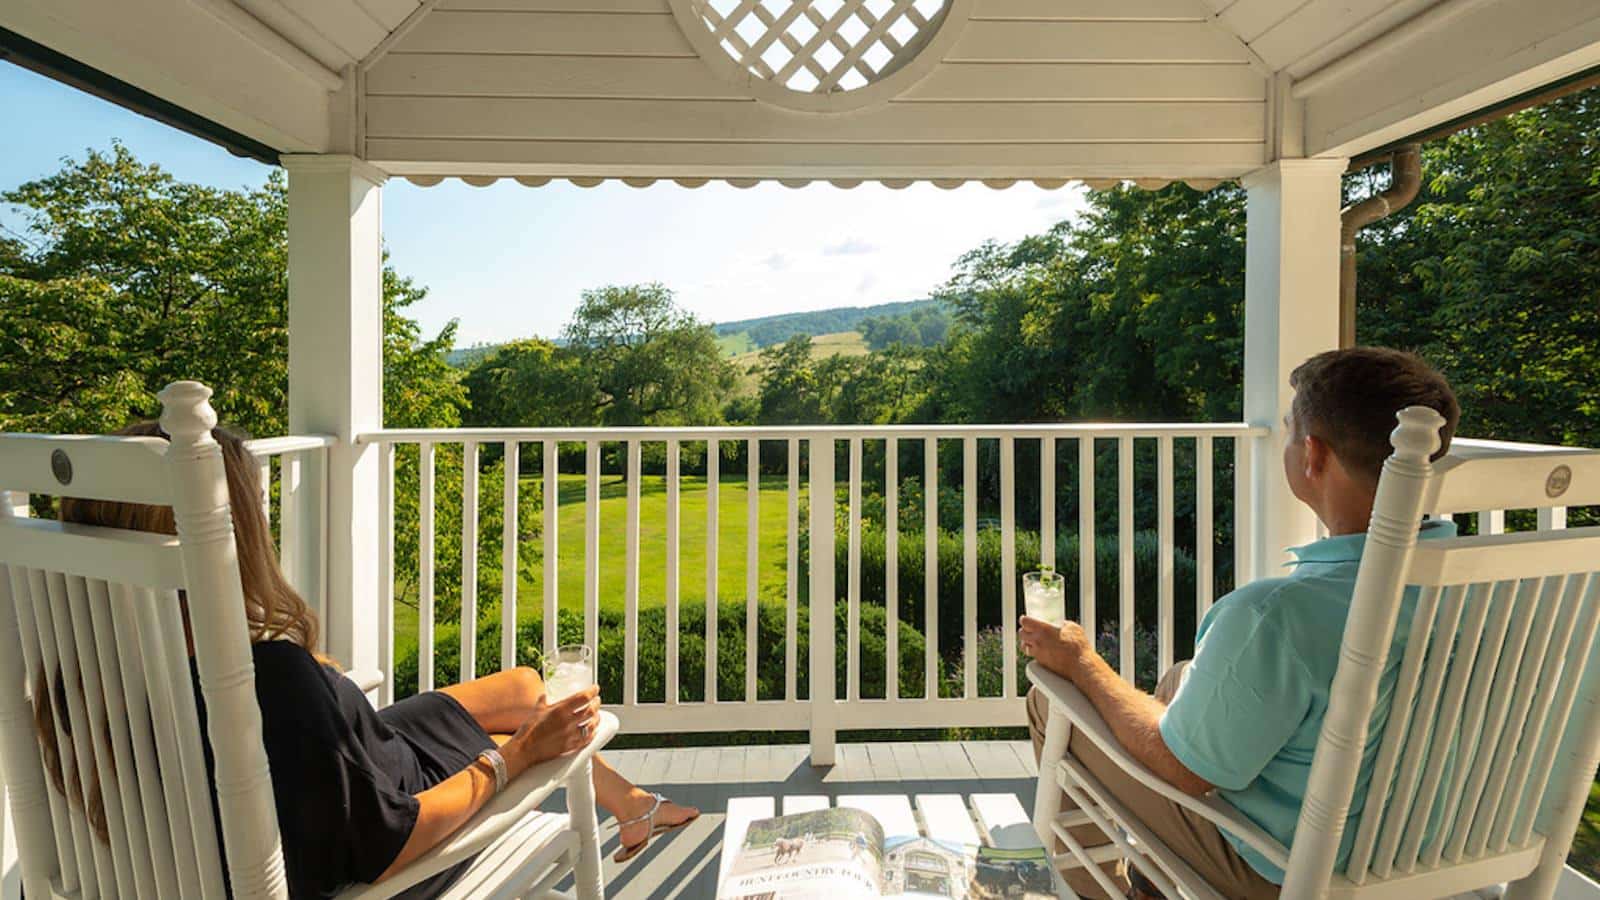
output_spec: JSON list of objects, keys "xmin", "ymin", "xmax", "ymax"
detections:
[{"xmin": 1159, "ymin": 521, "xmax": 1457, "ymax": 883}]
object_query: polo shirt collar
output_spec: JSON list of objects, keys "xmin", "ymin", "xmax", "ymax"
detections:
[{"xmin": 1286, "ymin": 519, "xmax": 1458, "ymax": 567}]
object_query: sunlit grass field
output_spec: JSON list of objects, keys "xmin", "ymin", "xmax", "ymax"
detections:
[{"xmin": 393, "ymin": 472, "xmax": 806, "ymax": 652}]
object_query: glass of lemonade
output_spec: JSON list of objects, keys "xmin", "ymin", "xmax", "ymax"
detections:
[
  {"xmin": 1023, "ymin": 566, "xmax": 1067, "ymax": 626},
  {"xmin": 542, "ymin": 645, "xmax": 595, "ymax": 701}
]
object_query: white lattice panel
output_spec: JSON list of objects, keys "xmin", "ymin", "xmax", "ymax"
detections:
[{"xmin": 691, "ymin": 0, "xmax": 950, "ymax": 94}]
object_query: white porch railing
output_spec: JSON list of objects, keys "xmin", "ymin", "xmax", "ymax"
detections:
[
  {"xmin": 354, "ymin": 423, "xmax": 1268, "ymax": 760},
  {"xmin": 243, "ymin": 434, "xmax": 332, "ymax": 649},
  {"xmin": 244, "ymin": 428, "xmax": 1584, "ymax": 763}
]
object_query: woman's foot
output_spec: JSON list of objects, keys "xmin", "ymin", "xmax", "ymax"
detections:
[{"xmin": 614, "ymin": 791, "xmax": 699, "ymax": 862}]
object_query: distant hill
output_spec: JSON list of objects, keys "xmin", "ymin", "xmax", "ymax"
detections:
[
  {"xmin": 728, "ymin": 330, "xmax": 869, "ymax": 393},
  {"xmin": 445, "ymin": 298, "xmax": 939, "ymax": 367},
  {"xmin": 713, "ymin": 298, "xmax": 937, "ymax": 351}
]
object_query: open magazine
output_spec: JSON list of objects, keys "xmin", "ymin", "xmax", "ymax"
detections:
[{"xmin": 719, "ymin": 807, "xmax": 1056, "ymax": 900}]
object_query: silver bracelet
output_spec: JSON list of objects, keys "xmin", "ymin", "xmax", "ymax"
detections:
[{"xmin": 477, "ymin": 748, "xmax": 508, "ymax": 794}]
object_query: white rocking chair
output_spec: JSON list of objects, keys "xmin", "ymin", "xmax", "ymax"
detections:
[
  {"xmin": 1029, "ymin": 406, "xmax": 1600, "ymax": 900},
  {"xmin": 0, "ymin": 381, "xmax": 615, "ymax": 900}
]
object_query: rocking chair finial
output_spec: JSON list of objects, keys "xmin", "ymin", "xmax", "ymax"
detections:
[{"xmin": 157, "ymin": 380, "xmax": 218, "ymax": 445}]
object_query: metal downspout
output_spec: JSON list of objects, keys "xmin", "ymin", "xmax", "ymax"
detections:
[{"xmin": 1339, "ymin": 144, "xmax": 1422, "ymax": 348}]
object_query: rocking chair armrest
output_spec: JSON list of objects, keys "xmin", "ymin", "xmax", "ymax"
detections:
[
  {"xmin": 1026, "ymin": 663, "xmax": 1291, "ymax": 872},
  {"xmin": 337, "ymin": 711, "xmax": 619, "ymax": 900},
  {"xmin": 343, "ymin": 667, "xmax": 386, "ymax": 694}
]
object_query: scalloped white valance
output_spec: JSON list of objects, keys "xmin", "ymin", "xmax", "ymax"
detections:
[{"xmin": 398, "ymin": 176, "xmax": 1227, "ymax": 192}]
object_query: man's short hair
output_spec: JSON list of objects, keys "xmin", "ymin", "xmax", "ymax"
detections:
[{"xmin": 1288, "ymin": 347, "xmax": 1460, "ymax": 483}]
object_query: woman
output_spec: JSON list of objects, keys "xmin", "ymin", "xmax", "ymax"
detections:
[{"xmin": 37, "ymin": 422, "xmax": 696, "ymax": 898}]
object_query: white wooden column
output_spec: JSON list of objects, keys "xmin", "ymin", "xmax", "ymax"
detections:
[
  {"xmin": 283, "ymin": 155, "xmax": 386, "ymax": 678},
  {"xmin": 1241, "ymin": 158, "xmax": 1346, "ymax": 578}
]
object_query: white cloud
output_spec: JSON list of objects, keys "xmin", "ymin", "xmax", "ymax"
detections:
[
  {"xmin": 761, "ymin": 252, "xmax": 789, "ymax": 271},
  {"xmin": 823, "ymin": 236, "xmax": 877, "ymax": 256}
]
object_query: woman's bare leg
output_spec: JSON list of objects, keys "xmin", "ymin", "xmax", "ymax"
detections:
[{"xmin": 439, "ymin": 668, "xmax": 698, "ymax": 847}]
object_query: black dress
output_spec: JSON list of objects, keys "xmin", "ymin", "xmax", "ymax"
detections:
[{"xmin": 196, "ymin": 640, "xmax": 496, "ymax": 899}]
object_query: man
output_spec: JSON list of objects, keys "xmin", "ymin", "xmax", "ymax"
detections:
[{"xmin": 1022, "ymin": 347, "xmax": 1461, "ymax": 899}]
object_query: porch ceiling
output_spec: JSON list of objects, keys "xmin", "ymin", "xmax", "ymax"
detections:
[{"xmin": 2, "ymin": 0, "xmax": 1598, "ymax": 182}]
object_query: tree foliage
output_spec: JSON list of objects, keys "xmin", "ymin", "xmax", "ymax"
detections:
[
  {"xmin": 1356, "ymin": 88, "xmax": 1600, "ymax": 449},
  {"xmin": 860, "ymin": 303, "xmax": 950, "ymax": 350},
  {"xmin": 751, "ymin": 336, "xmax": 928, "ymax": 425},
  {"xmin": 561, "ymin": 283, "xmax": 735, "ymax": 427},
  {"xmin": 0, "ymin": 144, "xmax": 464, "ymax": 436}
]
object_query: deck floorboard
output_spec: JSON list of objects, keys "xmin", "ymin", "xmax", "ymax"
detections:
[{"xmin": 549, "ymin": 740, "xmax": 1038, "ymax": 898}]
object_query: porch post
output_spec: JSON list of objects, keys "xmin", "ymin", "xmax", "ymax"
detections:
[
  {"xmin": 283, "ymin": 155, "xmax": 386, "ymax": 679},
  {"xmin": 1241, "ymin": 159, "xmax": 1346, "ymax": 578}
]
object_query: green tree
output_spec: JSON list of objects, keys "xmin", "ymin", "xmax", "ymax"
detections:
[
  {"xmin": 562, "ymin": 283, "xmax": 735, "ymax": 426},
  {"xmin": 0, "ymin": 144, "xmax": 464, "ymax": 436},
  {"xmin": 1356, "ymin": 88, "xmax": 1600, "ymax": 450},
  {"xmin": 460, "ymin": 338, "xmax": 597, "ymax": 427},
  {"xmin": 927, "ymin": 184, "xmax": 1247, "ymax": 426}
]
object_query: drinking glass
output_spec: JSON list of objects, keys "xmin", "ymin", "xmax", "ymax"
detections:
[
  {"xmin": 1022, "ymin": 567, "xmax": 1066, "ymax": 626},
  {"xmin": 542, "ymin": 645, "xmax": 595, "ymax": 701}
]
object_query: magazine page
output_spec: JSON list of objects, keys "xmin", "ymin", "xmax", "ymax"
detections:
[
  {"xmin": 720, "ymin": 807, "xmax": 887, "ymax": 900},
  {"xmin": 881, "ymin": 836, "xmax": 1055, "ymax": 899},
  {"xmin": 881, "ymin": 834, "xmax": 971, "ymax": 898},
  {"xmin": 968, "ymin": 846, "xmax": 1056, "ymax": 899}
]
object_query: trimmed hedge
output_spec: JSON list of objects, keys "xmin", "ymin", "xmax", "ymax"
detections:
[
  {"xmin": 832, "ymin": 526, "xmax": 1199, "ymax": 659},
  {"xmin": 394, "ymin": 600, "xmax": 928, "ymax": 705}
]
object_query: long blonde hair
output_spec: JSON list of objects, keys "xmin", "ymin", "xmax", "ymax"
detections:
[{"xmin": 35, "ymin": 421, "xmax": 322, "ymax": 841}]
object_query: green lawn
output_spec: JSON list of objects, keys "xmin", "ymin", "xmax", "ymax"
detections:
[
  {"xmin": 394, "ymin": 472, "xmax": 804, "ymax": 649},
  {"xmin": 532, "ymin": 472, "xmax": 800, "ymax": 616}
]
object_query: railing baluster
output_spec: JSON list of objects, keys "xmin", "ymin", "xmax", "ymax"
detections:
[
  {"xmin": 786, "ymin": 438, "xmax": 799, "ymax": 702},
  {"xmin": 1234, "ymin": 435, "xmax": 1254, "ymax": 589},
  {"xmin": 502, "ymin": 441, "xmax": 519, "ymax": 672},
  {"xmin": 542, "ymin": 440, "xmax": 557, "ymax": 660},
  {"xmin": 847, "ymin": 437, "xmax": 862, "ymax": 702},
  {"xmin": 378, "ymin": 443, "xmax": 395, "ymax": 707},
  {"xmin": 584, "ymin": 441, "xmax": 600, "ymax": 656},
  {"xmin": 461, "ymin": 440, "xmax": 479, "ymax": 683},
  {"xmin": 280, "ymin": 453, "xmax": 302, "ymax": 598},
  {"xmin": 1041, "ymin": 436, "xmax": 1055, "ymax": 569},
  {"xmin": 1538, "ymin": 507, "xmax": 1567, "ymax": 531},
  {"xmin": 963, "ymin": 437, "xmax": 977, "ymax": 699},
  {"xmin": 666, "ymin": 439, "xmax": 680, "ymax": 705},
  {"xmin": 1079, "ymin": 438, "xmax": 1095, "ymax": 640},
  {"xmin": 1118, "ymin": 436, "xmax": 1135, "ymax": 683},
  {"xmin": 419, "ymin": 441, "xmax": 435, "ymax": 694},
  {"xmin": 1483, "ymin": 509, "xmax": 1506, "ymax": 535},
  {"xmin": 707, "ymin": 439, "xmax": 719, "ymax": 703},
  {"xmin": 808, "ymin": 437, "xmax": 837, "ymax": 765},
  {"xmin": 257, "ymin": 457, "xmax": 272, "ymax": 531},
  {"xmin": 1000, "ymin": 436, "xmax": 1017, "ymax": 699},
  {"xmin": 746, "ymin": 439, "xmax": 759, "ymax": 702},
  {"xmin": 1158, "ymin": 435, "xmax": 1174, "ymax": 676},
  {"xmin": 1196, "ymin": 435, "xmax": 1214, "ymax": 619},
  {"xmin": 625, "ymin": 440, "xmax": 641, "ymax": 707},
  {"xmin": 886, "ymin": 437, "xmax": 899, "ymax": 701},
  {"xmin": 925, "ymin": 437, "xmax": 939, "ymax": 699}
]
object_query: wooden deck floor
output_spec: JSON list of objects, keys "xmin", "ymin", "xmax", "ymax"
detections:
[{"xmin": 544, "ymin": 740, "xmax": 1041, "ymax": 899}]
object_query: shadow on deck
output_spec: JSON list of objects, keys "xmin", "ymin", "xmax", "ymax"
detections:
[{"xmin": 544, "ymin": 740, "xmax": 1040, "ymax": 899}]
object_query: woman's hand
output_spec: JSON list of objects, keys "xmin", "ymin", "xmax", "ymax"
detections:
[{"xmin": 503, "ymin": 686, "xmax": 601, "ymax": 776}]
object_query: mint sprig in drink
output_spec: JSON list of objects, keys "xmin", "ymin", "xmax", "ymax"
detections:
[{"xmin": 1022, "ymin": 566, "xmax": 1066, "ymax": 626}]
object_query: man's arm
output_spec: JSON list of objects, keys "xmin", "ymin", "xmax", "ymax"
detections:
[{"xmin": 1021, "ymin": 616, "xmax": 1213, "ymax": 797}]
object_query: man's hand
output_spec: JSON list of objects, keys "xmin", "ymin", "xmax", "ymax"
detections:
[{"xmin": 1019, "ymin": 615, "xmax": 1093, "ymax": 678}]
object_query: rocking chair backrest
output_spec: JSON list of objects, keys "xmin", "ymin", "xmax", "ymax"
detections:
[
  {"xmin": 1282, "ymin": 407, "xmax": 1600, "ymax": 900},
  {"xmin": 0, "ymin": 383, "xmax": 288, "ymax": 900}
]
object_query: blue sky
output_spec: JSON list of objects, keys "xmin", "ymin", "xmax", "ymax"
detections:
[{"xmin": 1, "ymin": 62, "xmax": 1087, "ymax": 346}]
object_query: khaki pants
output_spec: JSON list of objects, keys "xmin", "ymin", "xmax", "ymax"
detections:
[{"xmin": 1026, "ymin": 664, "xmax": 1280, "ymax": 900}]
